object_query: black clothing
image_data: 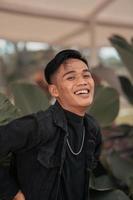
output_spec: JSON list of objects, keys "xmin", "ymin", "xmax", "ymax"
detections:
[
  {"xmin": 58, "ymin": 110, "xmax": 85, "ymax": 200},
  {"xmin": 0, "ymin": 101, "xmax": 102, "ymax": 200}
]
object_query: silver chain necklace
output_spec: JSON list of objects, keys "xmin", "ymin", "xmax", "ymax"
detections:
[{"xmin": 66, "ymin": 127, "xmax": 85, "ymax": 155}]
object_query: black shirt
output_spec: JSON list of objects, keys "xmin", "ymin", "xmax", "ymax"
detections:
[{"xmin": 58, "ymin": 109, "xmax": 86, "ymax": 200}]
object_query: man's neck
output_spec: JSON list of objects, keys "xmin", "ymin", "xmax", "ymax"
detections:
[{"xmin": 57, "ymin": 101, "xmax": 86, "ymax": 117}]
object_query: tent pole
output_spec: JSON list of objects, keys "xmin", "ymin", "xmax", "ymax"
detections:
[{"xmin": 89, "ymin": 20, "xmax": 98, "ymax": 67}]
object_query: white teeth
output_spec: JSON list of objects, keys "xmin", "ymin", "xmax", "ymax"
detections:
[{"xmin": 75, "ymin": 90, "xmax": 89, "ymax": 95}]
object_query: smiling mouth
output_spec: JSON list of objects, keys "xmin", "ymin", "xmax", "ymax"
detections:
[{"xmin": 74, "ymin": 89, "xmax": 90, "ymax": 95}]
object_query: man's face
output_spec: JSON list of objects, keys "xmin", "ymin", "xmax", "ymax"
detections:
[{"xmin": 48, "ymin": 58, "xmax": 95, "ymax": 115}]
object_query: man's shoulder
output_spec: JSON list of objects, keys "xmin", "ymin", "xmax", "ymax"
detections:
[
  {"xmin": 34, "ymin": 105, "xmax": 54, "ymax": 125},
  {"xmin": 85, "ymin": 113, "xmax": 101, "ymax": 132}
]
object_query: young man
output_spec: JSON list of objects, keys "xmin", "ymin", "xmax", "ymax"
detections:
[{"xmin": 0, "ymin": 49, "xmax": 102, "ymax": 200}]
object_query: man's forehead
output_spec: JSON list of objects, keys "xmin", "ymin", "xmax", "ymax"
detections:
[{"xmin": 61, "ymin": 59, "xmax": 88, "ymax": 71}]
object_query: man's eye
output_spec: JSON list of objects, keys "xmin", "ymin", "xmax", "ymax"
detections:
[
  {"xmin": 84, "ymin": 74, "xmax": 91, "ymax": 78},
  {"xmin": 67, "ymin": 76, "xmax": 75, "ymax": 80}
]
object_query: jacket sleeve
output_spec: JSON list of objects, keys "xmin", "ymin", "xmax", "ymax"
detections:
[
  {"xmin": 0, "ymin": 114, "xmax": 40, "ymax": 200},
  {"xmin": 0, "ymin": 165, "xmax": 19, "ymax": 200},
  {"xmin": 93, "ymin": 126, "xmax": 108, "ymax": 176},
  {"xmin": 94, "ymin": 125, "xmax": 102, "ymax": 165},
  {"xmin": 93, "ymin": 128, "xmax": 108, "ymax": 177}
]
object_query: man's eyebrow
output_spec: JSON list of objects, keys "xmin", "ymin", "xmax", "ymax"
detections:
[
  {"xmin": 63, "ymin": 68, "xmax": 91, "ymax": 77},
  {"xmin": 83, "ymin": 69, "xmax": 91, "ymax": 73},
  {"xmin": 63, "ymin": 71, "xmax": 76, "ymax": 77}
]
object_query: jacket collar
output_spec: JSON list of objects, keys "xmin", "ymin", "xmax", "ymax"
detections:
[
  {"xmin": 51, "ymin": 101, "xmax": 68, "ymax": 132},
  {"xmin": 51, "ymin": 101, "xmax": 95, "ymax": 133}
]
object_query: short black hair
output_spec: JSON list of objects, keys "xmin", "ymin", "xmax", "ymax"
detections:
[{"xmin": 44, "ymin": 49, "xmax": 88, "ymax": 84}]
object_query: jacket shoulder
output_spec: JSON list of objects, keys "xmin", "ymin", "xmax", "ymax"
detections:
[
  {"xmin": 85, "ymin": 113, "xmax": 101, "ymax": 134},
  {"xmin": 34, "ymin": 106, "xmax": 57, "ymax": 140},
  {"xmin": 35, "ymin": 106, "xmax": 52, "ymax": 121}
]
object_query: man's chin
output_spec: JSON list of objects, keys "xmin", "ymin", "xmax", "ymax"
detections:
[
  {"xmin": 77, "ymin": 103, "xmax": 92, "ymax": 110},
  {"xmin": 79, "ymin": 99, "xmax": 93, "ymax": 107}
]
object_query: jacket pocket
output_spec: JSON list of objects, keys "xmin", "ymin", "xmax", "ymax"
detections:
[{"xmin": 37, "ymin": 148, "xmax": 61, "ymax": 168}]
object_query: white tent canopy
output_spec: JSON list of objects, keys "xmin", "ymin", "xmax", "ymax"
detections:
[{"xmin": 0, "ymin": 0, "xmax": 133, "ymax": 49}]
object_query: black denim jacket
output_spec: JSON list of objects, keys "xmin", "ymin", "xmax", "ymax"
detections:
[{"xmin": 0, "ymin": 102, "xmax": 101, "ymax": 200}]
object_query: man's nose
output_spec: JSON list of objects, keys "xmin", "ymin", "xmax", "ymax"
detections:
[{"xmin": 77, "ymin": 76, "xmax": 87, "ymax": 85}]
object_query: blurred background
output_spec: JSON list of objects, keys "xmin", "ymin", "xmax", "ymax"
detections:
[{"xmin": 0, "ymin": 0, "xmax": 133, "ymax": 199}]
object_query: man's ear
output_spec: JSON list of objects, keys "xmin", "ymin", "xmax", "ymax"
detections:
[{"xmin": 48, "ymin": 84, "xmax": 59, "ymax": 98}]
